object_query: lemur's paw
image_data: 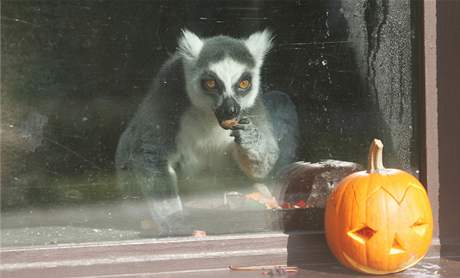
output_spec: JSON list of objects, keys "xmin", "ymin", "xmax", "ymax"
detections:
[
  {"xmin": 163, "ymin": 214, "xmax": 195, "ymax": 237},
  {"xmin": 230, "ymin": 117, "xmax": 261, "ymax": 145},
  {"xmin": 139, "ymin": 212, "xmax": 194, "ymax": 238}
]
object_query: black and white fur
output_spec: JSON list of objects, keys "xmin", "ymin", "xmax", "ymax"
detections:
[{"xmin": 116, "ymin": 29, "xmax": 298, "ymax": 236}]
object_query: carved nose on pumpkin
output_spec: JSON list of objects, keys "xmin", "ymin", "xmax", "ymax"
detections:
[{"xmin": 390, "ymin": 237, "xmax": 405, "ymax": 255}]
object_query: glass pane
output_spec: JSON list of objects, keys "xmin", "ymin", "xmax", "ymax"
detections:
[{"xmin": 1, "ymin": 0, "xmax": 421, "ymax": 246}]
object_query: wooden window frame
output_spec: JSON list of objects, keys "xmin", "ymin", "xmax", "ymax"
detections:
[{"xmin": 2, "ymin": 0, "xmax": 459, "ymax": 276}]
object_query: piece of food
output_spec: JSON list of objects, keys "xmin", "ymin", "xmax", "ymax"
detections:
[
  {"xmin": 245, "ymin": 191, "xmax": 281, "ymax": 209},
  {"xmin": 220, "ymin": 118, "xmax": 239, "ymax": 129},
  {"xmin": 192, "ymin": 230, "xmax": 207, "ymax": 237}
]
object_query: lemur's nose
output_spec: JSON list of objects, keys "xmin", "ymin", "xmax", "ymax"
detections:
[
  {"xmin": 223, "ymin": 97, "xmax": 240, "ymax": 118},
  {"xmin": 227, "ymin": 101, "xmax": 238, "ymax": 116},
  {"xmin": 215, "ymin": 97, "xmax": 241, "ymax": 123}
]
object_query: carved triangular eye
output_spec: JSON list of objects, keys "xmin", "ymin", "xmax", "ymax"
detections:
[
  {"xmin": 390, "ymin": 237, "xmax": 405, "ymax": 255},
  {"xmin": 347, "ymin": 226, "xmax": 376, "ymax": 244},
  {"xmin": 411, "ymin": 218, "xmax": 428, "ymax": 237}
]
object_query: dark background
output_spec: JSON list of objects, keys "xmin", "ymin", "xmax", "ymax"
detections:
[{"xmin": 1, "ymin": 0, "xmax": 419, "ymax": 209}]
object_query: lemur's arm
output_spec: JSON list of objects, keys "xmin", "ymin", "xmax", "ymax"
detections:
[
  {"xmin": 231, "ymin": 100, "xmax": 279, "ymax": 179},
  {"xmin": 115, "ymin": 57, "xmax": 192, "ymax": 236},
  {"xmin": 116, "ymin": 123, "xmax": 190, "ymax": 235}
]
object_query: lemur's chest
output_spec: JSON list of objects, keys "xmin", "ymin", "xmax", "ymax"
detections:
[{"xmin": 173, "ymin": 108, "xmax": 235, "ymax": 176}]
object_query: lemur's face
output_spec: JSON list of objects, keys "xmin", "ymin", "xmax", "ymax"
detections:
[{"xmin": 178, "ymin": 29, "xmax": 272, "ymax": 127}]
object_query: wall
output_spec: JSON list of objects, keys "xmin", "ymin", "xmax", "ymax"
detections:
[{"xmin": 438, "ymin": 0, "xmax": 460, "ymax": 247}]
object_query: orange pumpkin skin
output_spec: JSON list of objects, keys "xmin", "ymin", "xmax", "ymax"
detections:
[{"xmin": 325, "ymin": 140, "xmax": 433, "ymax": 275}]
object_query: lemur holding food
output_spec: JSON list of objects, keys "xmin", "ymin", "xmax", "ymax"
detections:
[{"xmin": 116, "ymin": 29, "xmax": 299, "ymax": 236}]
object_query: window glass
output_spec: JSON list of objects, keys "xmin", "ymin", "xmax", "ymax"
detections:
[{"xmin": 1, "ymin": 0, "xmax": 420, "ymax": 246}]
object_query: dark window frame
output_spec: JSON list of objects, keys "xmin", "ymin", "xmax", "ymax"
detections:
[{"xmin": 2, "ymin": 1, "xmax": 460, "ymax": 276}]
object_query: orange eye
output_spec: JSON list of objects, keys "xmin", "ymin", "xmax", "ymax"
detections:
[
  {"xmin": 205, "ymin": 79, "xmax": 216, "ymax": 89},
  {"xmin": 239, "ymin": 80, "xmax": 251, "ymax": 90}
]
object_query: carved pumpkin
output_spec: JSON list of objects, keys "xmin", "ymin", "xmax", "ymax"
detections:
[{"xmin": 325, "ymin": 139, "xmax": 433, "ymax": 274}]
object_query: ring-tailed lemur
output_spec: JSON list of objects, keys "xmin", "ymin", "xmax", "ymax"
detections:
[{"xmin": 116, "ymin": 29, "xmax": 298, "ymax": 236}]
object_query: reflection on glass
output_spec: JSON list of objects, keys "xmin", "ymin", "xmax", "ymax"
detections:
[{"xmin": 1, "ymin": 0, "xmax": 420, "ymax": 246}]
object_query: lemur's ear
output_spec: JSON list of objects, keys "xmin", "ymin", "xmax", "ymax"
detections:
[
  {"xmin": 245, "ymin": 29, "xmax": 273, "ymax": 65},
  {"xmin": 178, "ymin": 29, "xmax": 203, "ymax": 60}
]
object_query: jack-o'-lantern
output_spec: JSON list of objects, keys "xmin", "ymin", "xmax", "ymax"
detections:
[{"xmin": 325, "ymin": 139, "xmax": 433, "ymax": 274}]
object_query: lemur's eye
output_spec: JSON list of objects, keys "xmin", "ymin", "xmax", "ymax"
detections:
[
  {"xmin": 239, "ymin": 80, "xmax": 251, "ymax": 90},
  {"xmin": 202, "ymin": 79, "xmax": 217, "ymax": 91}
]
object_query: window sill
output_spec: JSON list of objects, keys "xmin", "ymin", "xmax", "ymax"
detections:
[{"xmin": 1, "ymin": 232, "xmax": 446, "ymax": 277}]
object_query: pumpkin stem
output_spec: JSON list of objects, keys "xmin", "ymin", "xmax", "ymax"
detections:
[{"xmin": 368, "ymin": 139, "xmax": 385, "ymax": 173}]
